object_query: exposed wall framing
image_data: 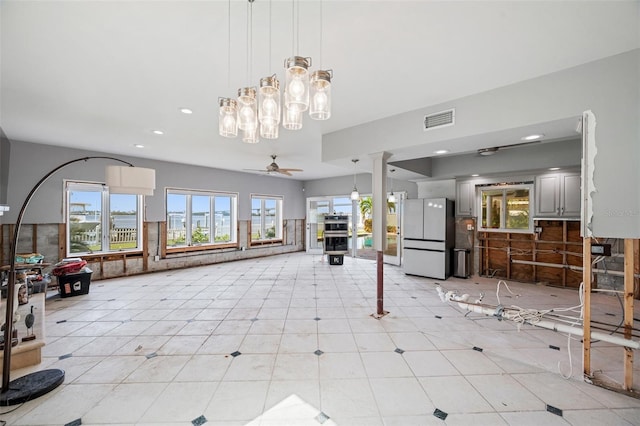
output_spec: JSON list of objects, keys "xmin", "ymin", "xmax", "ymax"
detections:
[
  {"xmin": 584, "ymin": 238, "xmax": 639, "ymax": 397},
  {"xmin": 478, "ymin": 220, "xmax": 583, "ymax": 288}
]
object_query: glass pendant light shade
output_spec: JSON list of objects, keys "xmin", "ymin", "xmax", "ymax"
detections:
[
  {"xmin": 258, "ymin": 75, "xmax": 281, "ymax": 132},
  {"xmin": 388, "ymin": 193, "xmax": 396, "ymax": 203},
  {"xmin": 282, "ymin": 104, "xmax": 303, "ymax": 130},
  {"xmin": 309, "ymin": 70, "xmax": 332, "ymax": 120},
  {"xmin": 242, "ymin": 126, "xmax": 259, "ymax": 144},
  {"xmin": 350, "ymin": 188, "xmax": 360, "ymax": 201},
  {"xmin": 284, "ymin": 56, "xmax": 310, "ymax": 112},
  {"xmin": 260, "ymin": 122, "xmax": 279, "ymax": 139},
  {"xmin": 237, "ymin": 87, "xmax": 258, "ymax": 132},
  {"xmin": 218, "ymin": 98, "xmax": 238, "ymax": 138}
]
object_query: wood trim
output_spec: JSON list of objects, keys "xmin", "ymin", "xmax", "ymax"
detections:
[
  {"xmin": 583, "ymin": 236, "xmax": 592, "ymax": 378},
  {"xmin": 166, "ymin": 243, "xmax": 238, "ymax": 254},
  {"xmin": 623, "ymin": 238, "xmax": 635, "ymax": 390},
  {"xmin": 32, "ymin": 224, "xmax": 38, "ymax": 253},
  {"xmin": 58, "ymin": 223, "xmax": 66, "ymax": 261},
  {"xmin": 562, "ymin": 221, "xmax": 567, "ymax": 287},
  {"xmin": 142, "ymin": 222, "xmax": 149, "ymax": 271},
  {"xmin": 160, "ymin": 221, "xmax": 167, "ymax": 259}
]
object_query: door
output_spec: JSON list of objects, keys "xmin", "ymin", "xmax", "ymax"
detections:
[
  {"xmin": 384, "ymin": 192, "xmax": 403, "ymax": 266},
  {"xmin": 306, "ymin": 198, "xmax": 330, "ymax": 254}
]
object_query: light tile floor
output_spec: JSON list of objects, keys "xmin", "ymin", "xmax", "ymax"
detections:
[{"xmin": 2, "ymin": 252, "xmax": 640, "ymax": 425}]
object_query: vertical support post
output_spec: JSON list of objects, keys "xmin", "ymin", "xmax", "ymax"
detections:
[
  {"xmin": 623, "ymin": 238, "xmax": 635, "ymax": 390},
  {"xmin": 370, "ymin": 151, "xmax": 391, "ymax": 317},
  {"xmin": 582, "ymin": 236, "xmax": 592, "ymax": 379}
]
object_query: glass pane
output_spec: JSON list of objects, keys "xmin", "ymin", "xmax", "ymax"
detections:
[
  {"xmin": 214, "ymin": 195, "xmax": 233, "ymax": 243},
  {"xmin": 69, "ymin": 189, "xmax": 102, "ymax": 253},
  {"xmin": 109, "ymin": 194, "xmax": 138, "ymax": 250},
  {"xmin": 167, "ymin": 193, "xmax": 187, "ymax": 246},
  {"xmin": 506, "ymin": 188, "xmax": 530, "ymax": 229},
  {"xmin": 481, "ymin": 189, "xmax": 502, "ymax": 229},
  {"xmin": 264, "ymin": 199, "xmax": 277, "ymax": 239},
  {"xmin": 308, "ymin": 200, "xmax": 329, "ymax": 250},
  {"xmin": 251, "ymin": 198, "xmax": 262, "ymax": 240},
  {"xmin": 192, "ymin": 195, "xmax": 211, "ymax": 244}
]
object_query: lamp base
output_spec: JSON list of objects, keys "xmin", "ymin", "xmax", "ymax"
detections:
[{"xmin": 0, "ymin": 369, "xmax": 65, "ymax": 406}]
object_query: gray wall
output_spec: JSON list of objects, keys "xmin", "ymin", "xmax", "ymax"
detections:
[
  {"xmin": 5, "ymin": 141, "xmax": 306, "ymax": 224},
  {"xmin": 324, "ymin": 50, "xmax": 640, "ymax": 238},
  {"xmin": 303, "ymin": 173, "xmax": 418, "ymax": 199},
  {"xmin": 0, "ymin": 127, "xmax": 9, "ymax": 207}
]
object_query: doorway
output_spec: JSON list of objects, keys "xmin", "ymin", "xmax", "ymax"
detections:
[{"xmin": 306, "ymin": 196, "xmax": 353, "ymax": 255}]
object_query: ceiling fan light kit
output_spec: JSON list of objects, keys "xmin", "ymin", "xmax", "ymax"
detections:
[{"xmin": 218, "ymin": 0, "xmax": 332, "ymax": 143}]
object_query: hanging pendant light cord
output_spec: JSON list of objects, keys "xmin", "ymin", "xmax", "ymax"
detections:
[
  {"xmin": 227, "ymin": 0, "xmax": 231, "ymax": 87},
  {"xmin": 268, "ymin": 0, "xmax": 272, "ymax": 71},
  {"xmin": 246, "ymin": 0, "xmax": 253, "ymax": 86},
  {"xmin": 319, "ymin": 0, "xmax": 323, "ymax": 68}
]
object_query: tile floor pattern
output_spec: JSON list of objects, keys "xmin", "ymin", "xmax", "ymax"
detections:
[{"xmin": 1, "ymin": 252, "xmax": 640, "ymax": 425}]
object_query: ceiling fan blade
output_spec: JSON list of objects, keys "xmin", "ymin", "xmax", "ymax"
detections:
[
  {"xmin": 497, "ymin": 140, "xmax": 541, "ymax": 150},
  {"xmin": 278, "ymin": 168, "xmax": 303, "ymax": 172},
  {"xmin": 243, "ymin": 168, "xmax": 270, "ymax": 173},
  {"xmin": 278, "ymin": 170, "xmax": 293, "ymax": 176}
]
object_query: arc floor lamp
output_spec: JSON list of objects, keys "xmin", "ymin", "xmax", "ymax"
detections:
[{"xmin": 1, "ymin": 156, "xmax": 155, "ymax": 405}]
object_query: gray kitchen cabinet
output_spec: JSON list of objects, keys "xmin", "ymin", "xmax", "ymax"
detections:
[
  {"xmin": 535, "ymin": 172, "xmax": 581, "ymax": 218},
  {"xmin": 455, "ymin": 181, "xmax": 475, "ymax": 216}
]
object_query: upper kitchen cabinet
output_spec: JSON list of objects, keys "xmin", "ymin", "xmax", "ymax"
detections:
[
  {"xmin": 456, "ymin": 181, "xmax": 475, "ymax": 217},
  {"xmin": 535, "ymin": 172, "xmax": 581, "ymax": 219}
]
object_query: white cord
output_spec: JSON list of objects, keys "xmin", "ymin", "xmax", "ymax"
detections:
[
  {"xmin": 558, "ymin": 281, "xmax": 585, "ymax": 379},
  {"xmin": 496, "ymin": 280, "xmax": 519, "ymax": 306}
]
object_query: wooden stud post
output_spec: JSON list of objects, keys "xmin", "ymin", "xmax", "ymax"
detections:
[
  {"xmin": 562, "ymin": 221, "xmax": 567, "ymax": 287},
  {"xmin": 583, "ymin": 236, "xmax": 592, "ymax": 379},
  {"xmin": 623, "ymin": 238, "xmax": 635, "ymax": 390}
]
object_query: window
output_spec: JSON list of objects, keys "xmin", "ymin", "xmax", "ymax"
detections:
[
  {"xmin": 251, "ymin": 195, "xmax": 283, "ymax": 243},
  {"xmin": 479, "ymin": 183, "xmax": 533, "ymax": 233},
  {"xmin": 166, "ymin": 189, "xmax": 237, "ymax": 248},
  {"xmin": 66, "ymin": 181, "xmax": 143, "ymax": 255}
]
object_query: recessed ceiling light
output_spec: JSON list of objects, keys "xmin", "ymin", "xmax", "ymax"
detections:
[
  {"xmin": 522, "ymin": 133, "xmax": 544, "ymax": 141},
  {"xmin": 471, "ymin": 174, "xmax": 479, "ymax": 177},
  {"xmin": 179, "ymin": 108, "xmax": 193, "ymax": 114},
  {"xmin": 152, "ymin": 130, "xmax": 164, "ymax": 135},
  {"xmin": 134, "ymin": 144, "xmax": 144, "ymax": 148},
  {"xmin": 549, "ymin": 167, "xmax": 560, "ymax": 171},
  {"xmin": 433, "ymin": 149, "xmax": 449, "ymax": 155}
]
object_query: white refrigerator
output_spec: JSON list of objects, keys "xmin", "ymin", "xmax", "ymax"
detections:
[{"xmin": 403, "ymin": 198, "xmax": 454, "ymax": 280}]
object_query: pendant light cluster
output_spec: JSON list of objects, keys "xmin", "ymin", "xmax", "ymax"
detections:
[{"xmin": 218, "ymin": 0, "xmax": 333, "ymax": 143}]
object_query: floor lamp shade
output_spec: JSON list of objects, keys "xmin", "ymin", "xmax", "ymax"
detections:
[{"xmin": 105, "ymin": 166, "xmax": 156, "ymax": 196}]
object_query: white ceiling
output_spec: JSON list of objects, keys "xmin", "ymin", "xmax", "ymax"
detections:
[{"xmin": 1, "ymin": 1, "xmax": 638, "ymax": 180}]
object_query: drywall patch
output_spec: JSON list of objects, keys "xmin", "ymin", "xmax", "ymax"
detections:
[{"xmin": 581, "ymin": 110, "xmax": 597, "ymax": 237}]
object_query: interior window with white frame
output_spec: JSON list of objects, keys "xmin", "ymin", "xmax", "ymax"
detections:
[
  {"xmin": 251, "ymin": 194, "xmax": 283, "ymax": 243},
  {"xmin": 65, "ymin": 181, "xmax": 143, "ymax": 255},
  {"xmin": 478, "ymin": 183, "xmax": 533, "ymax": 233}
]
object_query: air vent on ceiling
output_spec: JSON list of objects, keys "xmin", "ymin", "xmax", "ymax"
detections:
[{"xmin": 424, "ymin": 108, "xmax": 455, "ymax": 131}]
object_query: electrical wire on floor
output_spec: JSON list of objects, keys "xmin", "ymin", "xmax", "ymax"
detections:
[
  {"xmin": 558, "ymin": 281, "xmax": 585, "ymax": 379},
  {"xmin": 496, "ymin": 280, "xmax": 520, "ymax": 306}
]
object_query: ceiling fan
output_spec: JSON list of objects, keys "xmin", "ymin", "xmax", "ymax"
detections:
[
  {"xmin": 477, "ymin": 139, "xmax": 542, "ymax": 156},
  {"xmin": 244, "ymin": 155, "xmax": 303, "ymax": 176}
]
